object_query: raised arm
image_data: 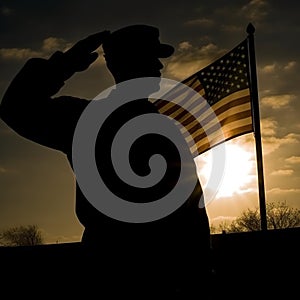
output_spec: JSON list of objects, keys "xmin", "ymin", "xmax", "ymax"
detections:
[{"xmin": 0, "ymin": 30, "xmax": 110, "ymax": 153}]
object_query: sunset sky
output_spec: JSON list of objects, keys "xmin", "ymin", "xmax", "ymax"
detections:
[{"xmin": 1, "ymin": 0, "xmax": 300, "ymax": 244}]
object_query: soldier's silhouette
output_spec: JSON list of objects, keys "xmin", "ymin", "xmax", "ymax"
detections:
[{"xmin": 0, "ymin": 24, "xmax": 213, "ymax": 297}]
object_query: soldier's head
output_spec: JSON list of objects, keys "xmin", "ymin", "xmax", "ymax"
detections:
[{"xmin": 102, "ymin": 24, "xmax": 174, "ymax": 83}]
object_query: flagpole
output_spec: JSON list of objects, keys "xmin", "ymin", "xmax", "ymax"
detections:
[{"xmin": 246, "ymin": 23, "xmax": 268, "ymax": 231}]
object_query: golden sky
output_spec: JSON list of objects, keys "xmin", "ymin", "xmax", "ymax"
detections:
[{"xmin": 0, "ymin": 0, "xmax": 300, "ymax": 243}]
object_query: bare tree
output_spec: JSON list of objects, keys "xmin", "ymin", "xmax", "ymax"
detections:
[
  {"xmin": 212, "ymin": 201, "xmax": 300, "ymax": 233},
  {"xmin": 0, "ymin": 224, "xmax": 44, "ymax": 246},
  {"xmin": 267, "ymin": 201, "xmax": 300, "ymax": 229},
  {"xmin": 230, "ymin": 208, "xmax": 261, "ymax": 232},
  {"xmin": 232, "ymin": 201, "xmax": 300, "ymax": 232}
]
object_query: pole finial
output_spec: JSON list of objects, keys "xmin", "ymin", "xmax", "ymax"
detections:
[{"xmin": 247, "ymin": 23, "xmax": 255, "ymax": 35}]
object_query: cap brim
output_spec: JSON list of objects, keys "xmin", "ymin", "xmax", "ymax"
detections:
[{"xmin": 158, "ymin": 44, "xmax": 175, "ymax": 58}]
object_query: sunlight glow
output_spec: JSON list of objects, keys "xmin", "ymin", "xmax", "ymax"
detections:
[{"xmin": 196, "ymin": 142, "xmax": 255, "ymax": 199}]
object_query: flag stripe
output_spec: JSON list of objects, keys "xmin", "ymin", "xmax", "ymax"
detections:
[
  {"xmin": 185, "ymin": 98, "xmax": 251, "ymax": 135},
  {"xmin": 189, "ymin": 124, "xmax": 253, "ymax": 155},
  {"xmin": 183, "ymin": 111, "xmax": 251, "ymax": 143},
  {"xmin": 188, "ymin": 117, "xmax": 253, "ymax": 150},
  {"xmin": 163, "ymin": 87, "xmax": 250, "ymax": 130},
  {"xmin": 154, "ymin": 77, "xmax": 200, "ymax": 110},
  {"xmin": 159, "ymin": 76, "xmax": 201, "ymax": 104},
  {"xmin": 182, "ymin": 94, "xmax": 251, "ymax": 132},
  {"xmin": 155, "ymin": 85, "xmax": 204, "ymax": 115}
]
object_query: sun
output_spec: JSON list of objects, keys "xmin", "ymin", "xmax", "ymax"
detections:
[{"xmin": 195, "ymin": 141, "xmax": 255, "ymax": 200}]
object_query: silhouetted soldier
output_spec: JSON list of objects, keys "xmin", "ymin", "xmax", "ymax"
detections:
[{"xmin": 0, "ymin": 24, "xmax": 213, "ymax": 297}]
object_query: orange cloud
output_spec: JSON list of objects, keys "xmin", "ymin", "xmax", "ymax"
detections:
[
  {"xmin": 285, "ymin": 156, "xmax": 300, "ymax": 164},
  {"xmin": 261, "ymin": 94, "xmax": 295, "ymax": 109}
]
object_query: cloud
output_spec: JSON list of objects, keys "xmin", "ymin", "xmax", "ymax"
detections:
[
  {"xmin": 261, "ymin": 94, "xmax": 295, "ymax": 109},
  {"xmin": 211, "ymin": 215, "xmax": 236, "ymax": 222},
  {"xmin": 0, "ymin": 36, "xmax": 107, "ymax": 68},
  {"xmin": 266, "ymin": 188, "xmax": 300, "ymax": 209},
  {"xmin": 0, "ymin": 37, "xmax": 71, "ymax": 61},
  {"xmin": 262, "ymin": 133, "xmax": 300, "ymax": 154},
  {"xmin": 240, "ymin": 0, "xmax": 269, "ymax": 22},
  {"xmin": 261, "ymin": 63, "xmax": 276, "ymax": 74},
  {"xmin": 261, "ymin": 118, "xmax": 278, "ymax": 136},
  {"xmin": 0, "ymin": 48, "xmax": 41, "ymax": 60},
  {"xmin": 42, "ymin": 37, "xmax": 71, "ymax": 53},
  {"xmin": 210, "ymin": 215, "xmax": 237, "ymax": 230},
  {"xmin": 164, "ymin": 42, "xmax": 226, "ymax": 80},
  {"xmin": 259, "ymin": 61, "xmax": 297, "ymax": 74},
  {"xmin": 283, "ymin": 61, "xmax": 297, "ymax": 71},
  {"xmin": 271, "ymin": 169, "xmax": 294, "ymax": 176},
  {"xmin": 259, "ymin": 119, "xmax": 300, "ymax": 160},
  {"xmin": 178, "ymin": 41, "xmax": 192, "ymax": 51},
  {"xmin": 285, "ymin": 156, "xmax": 300, "ymax": 164},
  {"xmin": 268, "ymin": 187, "xmax": 300, "ymax": 195}
]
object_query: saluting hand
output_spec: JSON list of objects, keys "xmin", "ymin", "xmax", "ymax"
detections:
[
  {"xmin": 63, "ymin": 30, "xmax": 110, "ymax": 72},
  {"xmin": 49, "ymin": 30, "xmax": 110, "ymax": 80}
]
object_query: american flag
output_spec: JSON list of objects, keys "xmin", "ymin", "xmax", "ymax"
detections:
[{"xmin": 152, "ymin": 39, "xmax": 253, "ymax": 158}]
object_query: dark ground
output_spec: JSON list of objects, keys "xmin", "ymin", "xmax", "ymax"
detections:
[{"xmin": 1, "ymin": 227, "xmax": 299, "ymax": 298}]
